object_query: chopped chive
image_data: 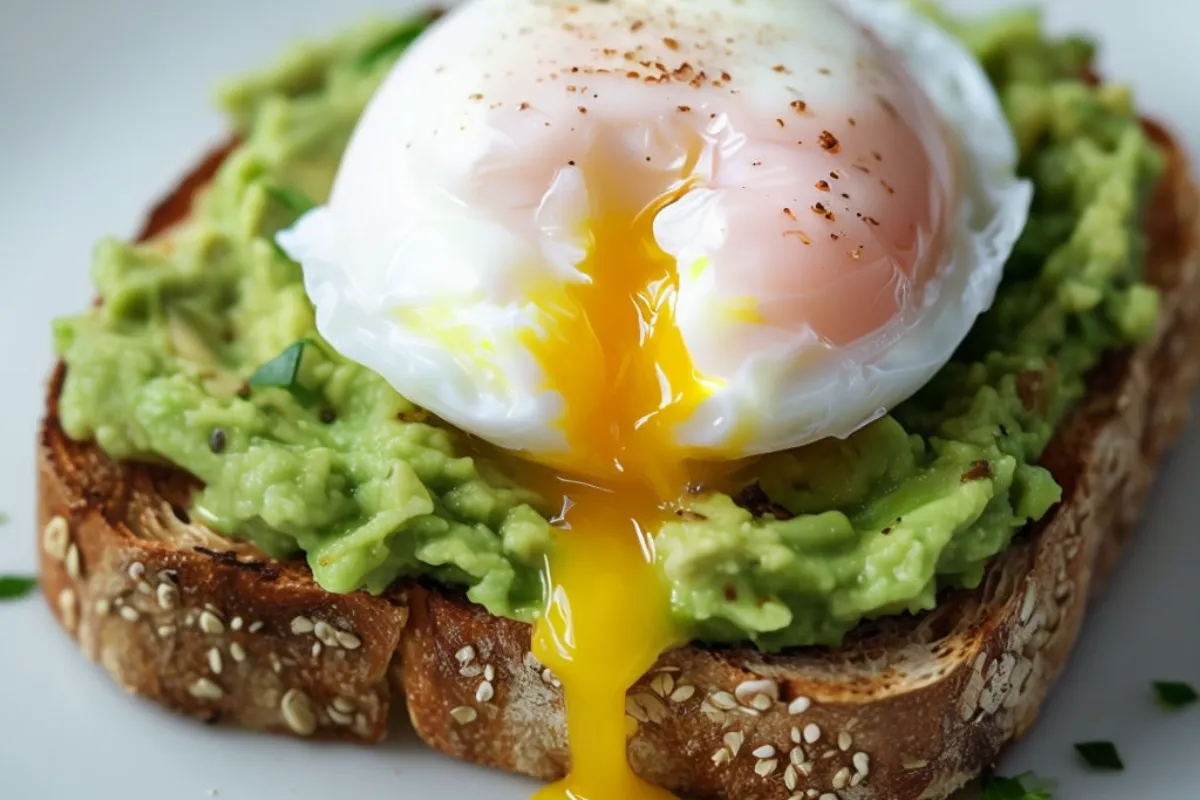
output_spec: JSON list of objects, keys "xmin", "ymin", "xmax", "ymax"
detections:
[
  {"xmin": 264, "ymin": 185, "xmax": 317, "ymax": 216},
  {"xmin": 1074, "ymin": 741, "xmax": 1123, "ymax": 771},
  {"xmin": 248, "ymin": 341, "xmax": 319, "ymax": 405},
  {"xmin": 271, "ymin": 239, "xmax": 294, "ymax": 263},
  {"xmin": 356, "ymin": 12, "xmax": 439, "ymax": 71},
  {"xmin": 1153, "ymin": 681, "xmax": 1198, "ymax": 710},
  {"xmin": 981, "ymin": 770, "xmax": 1056, "ymax": 799},
  {"xmin": 0, "ymin": 575, "xmax": 37, "ymax": 601}
]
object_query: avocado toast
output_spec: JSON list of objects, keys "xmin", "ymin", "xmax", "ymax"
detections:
[{"xmin": 38, "ymin": 8, "xmax": 1200, "ymax": 800}]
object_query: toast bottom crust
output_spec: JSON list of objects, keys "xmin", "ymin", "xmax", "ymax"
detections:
[{"xmin": 38, "ymin": 123, "xmax": 1200, "ymax": 800}]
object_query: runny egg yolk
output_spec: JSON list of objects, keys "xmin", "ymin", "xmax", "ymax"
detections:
[{"xmin": 520, "ymin": 156, "xmax": 712, "ymax": 800}]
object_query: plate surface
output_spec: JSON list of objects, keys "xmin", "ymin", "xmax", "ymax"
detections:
[{"xmin": 1, "ymin": 1, "xmax": 1197, "ymax": 798}]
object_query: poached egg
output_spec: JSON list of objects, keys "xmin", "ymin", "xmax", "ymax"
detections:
[{"xmin": 280, "ymin": 1, "xmax": 1030, "ymax": 798}]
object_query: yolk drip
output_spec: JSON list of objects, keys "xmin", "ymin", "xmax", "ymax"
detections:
[{"xmin": 521, "ymin": 161, "xmax": 710, "ymax": 800}]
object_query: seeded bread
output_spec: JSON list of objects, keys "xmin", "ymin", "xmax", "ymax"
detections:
[{"xmin": 38, "ymin": 120, "xmax": 1200, "ymax": 799}]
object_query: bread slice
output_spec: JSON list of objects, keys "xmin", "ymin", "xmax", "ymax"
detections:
[{"xmin": 37, "ymin": 120, "xmax": 1200, "ymax": 800}]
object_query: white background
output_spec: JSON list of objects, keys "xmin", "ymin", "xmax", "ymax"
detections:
[{"xmin": 0, "ymin": 1, "xmax": 1197, "ymax": 798}]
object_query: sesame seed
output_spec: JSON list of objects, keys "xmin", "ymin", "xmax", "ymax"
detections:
[
  {"xmin": 184, "ymin": 611, "xmax": 196, "ymax": 627},
  {"xmin": 785, "ymin": 765, "xmax": 798, "ymax": 791},
  {"xmin": 790, "ymin": 726, "xmax": 803, "ymax": 744},
  {"xmin": 484, "ymin": 664, "xmax": 495, "ymax": 682},
  {"xmin": 208, "ymin": 648, "xmax": 224, "ymax": 675},
  {"xmin": 839, "ymin": 731, "xmax": 852, "ymax": 751},
  {"xmin": 822, "ymin": 750, "xmax": 837, "ymax": 759},
  {"xmin": 833, "ymin": 767, "xmax": 850, "ymax": 789},
  {"xmin": 820, "ymin": 794, "xmax": 838, "ymax": 800},
  {"xmin": 751, "ymin": 693, "xmax": 773, "ymax": 711},
  {"xmin": 119, "ymin": 606, "xmax": 140, "ymax": 622},
  {"xmin": 754, "ymin": 758, "xmax": 778, "ymax": 777},
  {"xmin": 670, "ymin": 685, "xmax": 696, "ymax": 703},
  {"xmin": 723, "ymin": 731, "xmax": 744, "ymax": 756},
  {"xmin": 450, "ymin": 706, "xmax": 477, "ymax": 725},
  {"xmin": 800, "ymin": 761, "xmax": 814, "ymax": 776},
  {"xmin": 199, "ymin": 610, "xmax": 225, "ymax": 634},
  {"xmin": 789, "ymin": 697, "xmax": 812, "ymax": 715},
  {"xmin": 311, "ymin": 642, "xmax": 322, "ymax": 658},
  {"xmin": 853, "ymin": 752, "xmax": 870, "ymax": 775},
  {"xmin": 230, "ymin": 617, "xmax": 244, "ymax": 631},
  {"xmin": 58, "ymin": 588, "xmax": 78, "ymax": 632},
  {"xmin": 269, "ymin": 654, "xmax": 283, "ymax": 674},
  {"xmin": 43, "ymin": 516, "xmax": 70, "ymax": 561},
  {"xmin": 712, "ymin": 747, "xmax": 731, "ymax": 767},
  {"xmin": 460, "ymin": 664, "xmax": 484, "ymax": 678},
  {"xmin": 711, "ymin": 691, "xmax": 738, "ymax": 710},
  {"xmin": 189, "ymin": 678, "xmax": 223, "ymax": 700},
  {"xmin": 790, "ymin": 746, "xmax": 806, "ymax": 766},
  {"xmin": 137, "ymin": 582, "xmax": 153, "ymax": 596},
  {"xmin": 476, "ymin": 681, "xmax": 495, "ymax": 703},
  {"xmin": 65, "ymin": 544, "xmax": 82, "ymax": 580},
  {"xmin": 337, "ymin": 631, "xmax": 362, "ymax": 650},
  {"xmin": 803, "ymin": 724, "xmax": 821, "ymax": 744},
  {"xmin": 157, "ymin": 625, "xmax": 176, "ymax": 638},
  {"xmin": 752, "ymin": 745, "xmax": 776, "ymax": 759},
  {"xmin": 332, "ymin": 697, "xmax": 355, "ymax": 714},
  {"xmin": 542, "ymin": 668, "xmax": 561, "ymax": 688},
  {"xmin": 455, "ymin": 646, "xmax": 476, "ymax": 665},
  {"xmin": 94, "ymin": 598, "xmax": 111, "ymax": 616},
  {"xmin": 851, "ymin": 772, "xmax": 865, "ymax": 787},
  {"xmin": 700, "ymin": 702, "xmax": 727, "ymax": 725},
  {"xmin": 651, "ymin": 673, "xmax": 675, "ymax": 698},
  {"xmin": 281, "ymin": 689, "xmax": 317, "ymax": 735},
  {"xmin": 290, "ymin": 616, "xmax": 314, "ymax": 635},
  {"xmin": 156, "ymin": 570, "xmax": 176, "ymax": 584},
  {"xmin": 127, "ymin": 562, "xmax": 146, "ymax": 582},
  {"xmin": 157, "ymin": 583, "xmax": 178, "ymax": 610},
  {"xmin": 328, "ymin": 707, "xmax": 353, "ymax": 726},
  {"xmin": 230, "ymin": 642, "xmax": 246, "ymax": 663},
  {"xmin": 314, "ymin": 621, "xmax": 339, "ymax": 647},
  {"xmin": 248, "ymin": 621, "xmax": 265, "ymax": 634}
]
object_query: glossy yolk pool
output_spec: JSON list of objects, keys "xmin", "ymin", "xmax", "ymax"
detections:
[{"xmin": 519, "ymin": 157, "xmax": 709, "ymax": 800}]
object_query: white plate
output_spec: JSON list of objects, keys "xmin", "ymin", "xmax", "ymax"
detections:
[{"xmin": 1, "ymin": 1, "xmax": 1197, "ymax": 798}]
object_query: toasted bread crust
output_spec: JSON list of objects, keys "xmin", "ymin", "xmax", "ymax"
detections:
[{"xmin": 38, "ymin": 122, "xmax": 1200, "ymax": 799}]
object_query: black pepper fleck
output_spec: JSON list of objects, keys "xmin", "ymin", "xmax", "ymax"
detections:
[{"xmin": 209, "ymin": 428, "xmax": 228, "ymax": 454}]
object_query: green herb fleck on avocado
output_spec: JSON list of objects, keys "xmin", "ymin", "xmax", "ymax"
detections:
[
  {"xmin": 265, "ymin": 185, "xmax": 317, "ymax": 216},
  {"xmin": 0, "ymin": 576, "xmax": 37, "ymax": 601},
  {"xmin": 356, "ymin": 10, "xmax": 442, "ymax": 71},
  {"xmin": 1154, "ymin": 681, "xmax": 1199, "ymax": 710},
  {"xmin": 1074, "ymin": 741, "xmax": 1124, "ymax": 771},
  {"xmin": 249, "ymin": 340, "xmax": 319, "ymax": 405}
]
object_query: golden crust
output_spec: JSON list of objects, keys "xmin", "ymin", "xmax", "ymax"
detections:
[{"xmin": 37, "ymin": 122, "xmax": 1200, "ymax": 799}]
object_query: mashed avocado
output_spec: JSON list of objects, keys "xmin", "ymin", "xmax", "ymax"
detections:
[{"xmin": 54, "ymin": 8, "xmax": 1162, "ymax": 649}]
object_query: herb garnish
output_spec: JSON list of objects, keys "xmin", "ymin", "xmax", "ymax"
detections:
[
  {"xmin": 0, "ymin": 575, "xmax": 37, "ymax": 601},
  {"xmin": 1074, "ymin": 741, "xmax": 1124, "ymax": 771},
  {"xmin": 1153, "ymin": 681, "xmax": 1198, "ymax": 710},
  {"xmin": 981, "ymin": 770, "xmax": 1056, "ymax": 799},
  {"xmin": 264, "ymin": 185, "xmax": 317, "ymax": 262},
  {"xmin": 249, "ymin": 340, "xmax": 318, "ymax": 405},
  {"xmin": 356, "ymin": 12, "xmax": 440, "ymax": 72},
  {"xmin": 264, "ymin": 185, "xmax": 317, "ymax": 216}
]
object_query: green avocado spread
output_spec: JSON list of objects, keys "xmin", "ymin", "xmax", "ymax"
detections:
[{"xmin": 54, "ymin": 8, "xmax": 1162, "ymax": 650}]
